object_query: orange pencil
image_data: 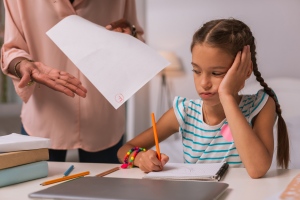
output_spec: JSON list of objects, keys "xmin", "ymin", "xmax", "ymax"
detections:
[
  {"xmin": 151, "ymin": 112, "xmax": 161, "ymax": 160},
  {"xmin": 40, "ymin": 171, "xmax": 90, "ymax": 186}
]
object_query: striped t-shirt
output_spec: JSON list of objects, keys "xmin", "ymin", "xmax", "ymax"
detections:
[{"xmin": 173, "ymin": 89, "xmax": 269, "ymax": 167}]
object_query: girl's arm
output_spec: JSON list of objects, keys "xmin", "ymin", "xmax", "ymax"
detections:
[
  {"xmin": 117, "ymin": 108, "xmax": 179, "ymax": 172},
  {"xmin": 221, "ymin": 95, "xmax": 275, "ymax": 178},
  {"xmin": 219, "ymin": 46, "xmax": 275, "ymax": 178}
]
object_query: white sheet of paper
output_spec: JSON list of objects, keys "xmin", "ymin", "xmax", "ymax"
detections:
[{"xmin": 46, "ymin": 15, "xmax": 169, "ymax": 109}]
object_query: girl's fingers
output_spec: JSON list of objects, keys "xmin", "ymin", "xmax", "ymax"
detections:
[
  {"xmin": 231, "ymin": 51, "xmax": 242, "ymax": 71},
  {"xmin": 160, "ymin": 154, "xmax": 169, "ymax": 166},
  {"xmin": 236, "ymin": 45, "xmax": 251, "ymax": 77},
  {"xmin": 240, "ymin": 46, "xmax": 248, "ymax": 67},
  {"xmin": 243, "ymin": 46, "xmax": 252, "ymax": 76},
  {"xmin": 148, "ymin": 152, "xmax": 163, "ymax": 171}
]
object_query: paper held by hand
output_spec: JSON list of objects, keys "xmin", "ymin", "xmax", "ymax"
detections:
[{"xmin": 46, "ymin": 15, "xmax": 169, "ymax": 109}]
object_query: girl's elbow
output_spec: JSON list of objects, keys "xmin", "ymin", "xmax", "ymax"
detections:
[
  {"xmin": 246, "ymin": 166, "xmax": 269, "ymax": 179},
  {"xmin": 248, "ymin": 171, "xmax": 265, "ymax": 179}
]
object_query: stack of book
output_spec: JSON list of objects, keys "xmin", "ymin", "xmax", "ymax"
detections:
[{"xmin": 0, "ymin": 133, "xmax": 50, "ymax": 187}]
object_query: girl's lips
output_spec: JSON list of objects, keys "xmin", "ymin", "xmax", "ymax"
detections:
[{"xmin": 200, "ymin": 93, "xmax": 214, "ymax": 99}]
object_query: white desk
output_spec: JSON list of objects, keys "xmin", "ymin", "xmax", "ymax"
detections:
[{"xmin": 0, "ymin": 162, "xmax": 299, "ymax": 200}]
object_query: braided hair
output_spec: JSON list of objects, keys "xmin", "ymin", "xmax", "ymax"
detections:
[{"xmin": 190, "ymin": 18, "xmax": 289, "ymax": 168}]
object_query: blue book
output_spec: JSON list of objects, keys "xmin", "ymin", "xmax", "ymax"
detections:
[{"xmin": 0, "ymin": 161, "xmax": 48, "ymax": 188}]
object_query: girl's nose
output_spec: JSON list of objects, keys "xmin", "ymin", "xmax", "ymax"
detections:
[{"xmin": 200, "ymin": 76, "xmax": 212, "ymax": 90}]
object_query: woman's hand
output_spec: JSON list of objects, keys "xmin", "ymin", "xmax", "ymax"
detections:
[
  {"xmin": 135, "ymin": 150, "xmax": 169, "ymax": 173},
  {"xmin": 218, "ymin": 45, "xmax": 252, "ymax": 99},
  {"xmin": 105, "ymin": 18, "xmax": 136, "ymax": 37},
  {"xmin": 17, "ymin": 59, "xmax": 87, "ymax": 98}
]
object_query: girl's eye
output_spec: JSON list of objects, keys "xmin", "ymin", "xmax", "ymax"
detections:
[
  {"xmin": 212, "ymin": 72, "xmax": 225, "ymax": 76},
  {"xmin": 192, "ymin": 69, "xmax": 200, "ymax": 74}
]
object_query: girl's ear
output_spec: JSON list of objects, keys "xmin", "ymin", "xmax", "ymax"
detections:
[{"xmin": 246, "ymin": 62, "xmax": 253, "ymax": 79}]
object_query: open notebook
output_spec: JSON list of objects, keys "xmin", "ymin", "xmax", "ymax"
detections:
[
  {"xmin": 143, "ymin": 162, "xmax": 229, "ymax": 181},
  {"xmin": 28, "ymin": 177, "xmax": 229, "ymax": 200}
]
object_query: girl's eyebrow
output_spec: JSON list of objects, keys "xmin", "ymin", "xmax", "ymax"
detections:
[
  {"xmin": 191, "ymin": 62, "xmax": 199, "ymax": 67},
  {"xmin": 191, "ymin": 62, "xmax": 227, "ymax": 69},
  {"xmin": 211, "ymin": 66, "xmax": 227, "ymax": 70}
]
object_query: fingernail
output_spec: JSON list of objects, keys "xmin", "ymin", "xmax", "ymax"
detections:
[{"xmin": 106, "ymin": 25, "xmax": 112, "ymax": 29}]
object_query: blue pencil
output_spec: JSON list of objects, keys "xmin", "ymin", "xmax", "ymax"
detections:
[{"xmin": 63, "ymin": 165, "xmax": 74, "ymax": 176}]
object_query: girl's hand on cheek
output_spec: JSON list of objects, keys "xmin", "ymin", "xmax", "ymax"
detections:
[
  {"xmin": 136, "ymin": 150, "xmax": 169, "ymax": 172},
  {"xmin": 218, "ymin": 45, "xmax": 252, "ymax": 98}
]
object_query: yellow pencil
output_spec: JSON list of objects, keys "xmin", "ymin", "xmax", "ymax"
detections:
[
  {"xmin": 40, "ymin": 171, "xmax": 90, "ymax": 186},
  {"xmin": 151, "ymin": 112, "xmax": 161, "ymax": 160}
]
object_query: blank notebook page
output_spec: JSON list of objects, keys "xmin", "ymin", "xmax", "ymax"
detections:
[{"xmin": 143, "ymin": 162, "xmax": 226, "ymax": 180}]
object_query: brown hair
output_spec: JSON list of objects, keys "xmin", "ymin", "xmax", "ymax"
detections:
[{"xmin": 191, "ymin": 18, "xmax": 289, "ymax": 168}]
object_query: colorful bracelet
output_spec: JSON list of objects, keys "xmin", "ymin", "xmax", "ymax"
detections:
[
  {"xmin": 121, "ymin": 147, "xmax": 146, "ymax": 169},
  {"xmin": 127, "ymin": 147, "xmax": 146, "ymax": 168},
  {"xmin": 121, "ymin": 147, "xmax": 136, "ymax": 168}
]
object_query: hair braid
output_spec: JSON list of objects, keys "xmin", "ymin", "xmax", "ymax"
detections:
[{"xmin": 252, "ymin": 37, "xmax": 289, "ymax": 168}]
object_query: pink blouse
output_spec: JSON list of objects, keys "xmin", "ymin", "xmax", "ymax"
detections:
[{"xmin": 1, "ymin": 0, "xmax": 143, "ymax": 151}]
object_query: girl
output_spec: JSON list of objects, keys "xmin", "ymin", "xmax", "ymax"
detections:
[{"xmin": 117, "ymin": 18, "xmax": 289, "ymax": 178}]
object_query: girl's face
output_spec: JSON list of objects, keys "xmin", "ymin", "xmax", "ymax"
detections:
[{"xmin": 191, "ymin": 43, "xmax": 234, "ymax": 105}]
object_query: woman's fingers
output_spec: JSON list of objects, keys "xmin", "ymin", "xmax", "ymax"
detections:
[
  {"xmin": 17, "ymin": 61, "xmax": 87, "ymax": 98},
  {"xmin": 109, "ymin": 18, "xmax": 131, "ymax": 29},
  {"xmin": 58, "ymin": 73, "xmax": 87, "ymax": 93},
  {"xmin": 55, "ymin": 79, "xmax": 87, "ymax": 97},
  {"xmin": 34, "ymin": 70, "xmax": 87, "ymax": 98},
  {"xmin": 57, "ymin": 73, "xmax": 87, "ymax": 96},
  {"xmin": 106, "ymin": 18, "xmax": 132, "ymax": 35},
  {"xmin": 18, "ymin": 72, "xmax": 34, "ymax": 88}
]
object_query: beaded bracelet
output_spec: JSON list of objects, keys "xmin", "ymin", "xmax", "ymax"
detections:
[
  {"xmin": 127, "ymin": 147, "xmax": 146, "ymax": 168},
  {"xmin": 121, "ymin": 147, "xmax": 136, "ymax": 169},
  {"xmin": 120, "ymin": 147, "xmax": 146, "ymax": 169}
]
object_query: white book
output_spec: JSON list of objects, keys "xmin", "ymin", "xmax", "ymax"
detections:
[
  {"xmin": 143, "ymin": 162, "xmax": 229, "ymax": 181},
  {"xmin": 0, "ymin": 133, "xmax": 50, "ymax": 152}
]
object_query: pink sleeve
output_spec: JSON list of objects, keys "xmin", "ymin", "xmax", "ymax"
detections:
[{"xmin": 1, "ymin": 0, "xmax": 35, "ymax": 103}]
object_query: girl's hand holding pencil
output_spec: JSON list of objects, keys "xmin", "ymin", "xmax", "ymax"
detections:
[
  {"xmin": 135, "ymin": 113, "xmax": 169, "ymax": 173},
  {"xmin": 136, "ymin": 149, "xmax": 169, "ymax": 173}
]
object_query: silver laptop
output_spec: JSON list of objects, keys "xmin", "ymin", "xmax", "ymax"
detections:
[{"xmin": 29, "ymin": 177, "xmax": 228, "ymax": 200}]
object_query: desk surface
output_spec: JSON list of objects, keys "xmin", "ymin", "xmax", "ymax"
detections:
[{"xmin": 0, "ymin": 162, "xmax": 298, "ymax": 200}]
